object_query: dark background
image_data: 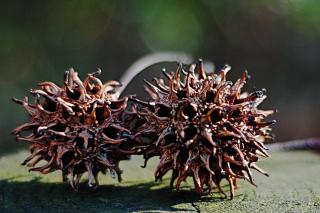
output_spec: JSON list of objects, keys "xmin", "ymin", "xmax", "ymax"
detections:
[{"xmin": 1, "ymin": 0, "xmax": 320, "ymax": 156}]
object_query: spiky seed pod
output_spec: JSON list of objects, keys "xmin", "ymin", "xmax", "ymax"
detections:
[
  {"xmin": 12, "ymin": 68, "xmax": 133, "ymax": 190},
  {"xmin": 131, "ymin": 60, "xmax": 276, "ymax": 199}
]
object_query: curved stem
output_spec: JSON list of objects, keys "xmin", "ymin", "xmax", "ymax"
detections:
[{"xmin": 118, "ymin": 52, "xmax": 193, "ymax": 95}]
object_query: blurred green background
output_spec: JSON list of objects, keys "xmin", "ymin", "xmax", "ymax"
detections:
[{"xmin": 1, "ymin": 0, "xmax": 320, "ymax": 155}]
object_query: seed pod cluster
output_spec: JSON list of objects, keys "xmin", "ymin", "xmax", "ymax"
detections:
[
  {"xmin": 131, "ymin": 60, "xmax": 276, "ymax": 198},
  {"xmin": 12, "ymin": 61, "xmax": 276, "ymax": 199},
  {"xmin": 12, "ymin": 68, "xmax": 132, "ymax": 190}
]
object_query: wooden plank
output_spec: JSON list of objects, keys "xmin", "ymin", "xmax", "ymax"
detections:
[{"xmin": 0, "ymin": 150, "xmax": 319, "ymax": 212}]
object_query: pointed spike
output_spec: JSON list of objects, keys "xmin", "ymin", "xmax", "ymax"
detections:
[
  {"xmin": 143, "ymin": 79, "xmax": 160, "ymax": 93},
  {"xmin": 184, "ymin": 71, "xmax": 194, "ymax": 96},
  {"xmin": 175, "ymin": 170, "xmax": 186, "ymax": 191},
  {"xmin": 162, "ymin": 68, "xmax": 172, "ymax": 80},
  {"xmin": 189, "ymin": 64, "xmax": 196, "ymax": 72},
  {"xmin": 181, "ymin": 67, "xmax": 188, "ymax": 75},
  {"xmin": 170, "ymin": 170, "xmax": 179, "ymax": 190},
  {"xmin": 227, "ymin": 176, "xmax": 235, "ymax": 199},
  {"xmin": 220, "ymin": 64, "xmax": 231, "ymax": 82},
  {"xmin": 250, "ymin": 163, "xmax": 269, "ymax": 177},
  {"xmin": 242, "ymin": 70, "xmax": 248, "ymax": 82},
  {"xmin": 169, "ymin": 77, "xmax": 176, "ymax": 100},
  {"xmin": 192, "ymin": 166, "xmax": 202, "ymax": 194},
  {"xmin": 197, "ymin": 59, "xmax": 206, "ymax": 80}
]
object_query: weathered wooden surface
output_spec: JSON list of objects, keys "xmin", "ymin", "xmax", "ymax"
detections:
[{"xmin": 0, "ymin": 150, "xmax": 319, "ymax": 212}]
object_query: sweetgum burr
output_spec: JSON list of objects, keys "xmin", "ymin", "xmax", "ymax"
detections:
[
  {"xmin": 12, "ymin": 68, "xmax": 133, "ymax": 190},
  {"xmin": 131, "ymin": 60, "xmax": 276, "ymax": 199}
]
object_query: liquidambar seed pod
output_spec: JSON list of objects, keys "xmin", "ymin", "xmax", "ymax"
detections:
[
  {"xmin": 131, "ymin": 60, "xmax": 276, "ymax": 199},
  {"xmin": 12, "ymin": 68, "xmax": 133, "ymax": 190}
]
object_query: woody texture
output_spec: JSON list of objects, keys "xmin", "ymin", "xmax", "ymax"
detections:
[
  {"xmin": 12, "ymin": 68, "xmax": 132, "ymax": 190},
  {"xmin": 131, "ymin": 60, "xmax": 276, "ymax": 199}
]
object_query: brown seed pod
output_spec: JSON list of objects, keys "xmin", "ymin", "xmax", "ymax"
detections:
[
  {"xmin": 12, "ymin": 68, "xmax": 133, "ymax": 190},
  {"xmin": 131, "ymin": 60, "xmax": 276, "ymax": 199}
]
